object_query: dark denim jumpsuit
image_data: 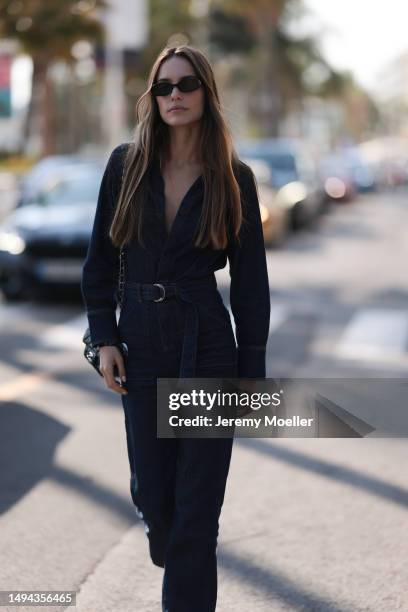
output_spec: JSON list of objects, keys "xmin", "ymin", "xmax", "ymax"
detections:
[{"xmin": 81, "ymin": 143, "xmax": 270, "ymax": 612}]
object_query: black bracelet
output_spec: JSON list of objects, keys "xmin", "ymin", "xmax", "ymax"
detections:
[{"xmin": 93, "ymin": 341, "xmax": 120, "ymax": 348}]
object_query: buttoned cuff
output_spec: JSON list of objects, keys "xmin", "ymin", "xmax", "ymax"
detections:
[
  {"xmin": 86, "ymin": 308, "xmax": 121, "ymax": 347},
  {"xmin": 237, "ymin": 345, "xmax": 266, "ymax": 378}
]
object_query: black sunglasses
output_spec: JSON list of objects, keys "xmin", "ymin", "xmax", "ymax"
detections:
[{"xmin": 151, "ymin": 75, "xmax": 202, "ymax": 97}]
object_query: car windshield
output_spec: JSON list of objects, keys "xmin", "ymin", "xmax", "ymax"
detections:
[
  {"xmin": 239, "ymin": 149, "xmax": 298, "ymax": 187},
  {"xmin": 264, "ymin": 152, "xmax": 296, "ymax": 172},
  {"xmin": 38, "ymin": 170, "xmax": 102, "ymax": 206}
]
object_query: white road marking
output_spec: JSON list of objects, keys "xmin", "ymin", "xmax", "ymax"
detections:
[
  {"xmin": 0, "ymin": 371, "xmax": 52, "ymax": 402},
  {"xmin": 336, "ymin": 309, "xmax": 408, "ymax": 362},
  {"xmin": 39, "ymin": 313, "xmax": 90, "ymax": 350},
  {"xmin": 268, "ymin": 304, "xmax": 289, "ymax": 333},
  {"xmin": 227, "ymin": 304, "xmax": 288, "ymax": 335},
  {"xmin": 0, "ymin": 311, "xmax": 98, "ymax": 401},
  {"xmin": 39, "ymin": 304, "xmax": 289, "ymax": 352},
  {"xmin": 0, "ymin": 301, "xmax": 288, "ymax": 401},
  {"xmin": 0, "ymin": 301, "xmax": 33, "ymax": 327},
  {"xmin": 9, "ymin": 295, "xmax": 284, "ymax": 377}
]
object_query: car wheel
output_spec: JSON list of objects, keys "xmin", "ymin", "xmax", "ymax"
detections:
[
  {"xmin": 290, "ymin": 203, "xmax": 304, "ymax": 231},
  {"xmin": 1, "ymin": 276, "xmax": 26, "ymax": 301}
]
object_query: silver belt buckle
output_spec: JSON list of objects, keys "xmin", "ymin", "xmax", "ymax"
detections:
[{"xmin": 153, "ymin": 283, "xmax": 166, "ymax": 302}]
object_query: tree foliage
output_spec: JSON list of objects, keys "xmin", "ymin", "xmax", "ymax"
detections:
[{"xmin": 0, "ymin": 0, "xmax": 107, "ymax": 60}]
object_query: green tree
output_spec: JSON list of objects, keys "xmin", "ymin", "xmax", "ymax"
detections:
[
  {"xmin": 209, "ymin": 0, "xmax": 347, "ymax": 136},
  {"xmin": 129, "ymin": 0, "xmax": 354, "ymax": 139},
  {"xmin": 145, "ymin": 0, "xmax": 345, "ymax": 136}
]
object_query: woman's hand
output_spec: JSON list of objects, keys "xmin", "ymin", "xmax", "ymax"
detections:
[{"xmin": 99, "ymin": 346, "xmax": 128, "ymax": 395}]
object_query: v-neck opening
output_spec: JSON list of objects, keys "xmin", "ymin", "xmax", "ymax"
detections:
[{"xmin": 155, "ymin": 159, "xmax": 203, "ymax": 243}]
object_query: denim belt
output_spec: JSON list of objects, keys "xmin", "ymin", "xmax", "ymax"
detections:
[{"xmin": 123, "ymin": 275, "xmax": 218, "ymax": 378}]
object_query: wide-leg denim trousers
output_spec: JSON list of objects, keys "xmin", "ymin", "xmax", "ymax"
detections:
[{"xmin": 119, "ymin": 283, "xmax": 237, "ymax": 612}]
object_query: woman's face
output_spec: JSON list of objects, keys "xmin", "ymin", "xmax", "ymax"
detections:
[{"xmin": 153, "ymin": 56, "xmax": 205, "ymax": 127}]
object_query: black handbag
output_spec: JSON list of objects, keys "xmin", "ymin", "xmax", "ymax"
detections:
[{"xmin": 82, "ymin": 246, "xmax": 128, "ymax": 377}]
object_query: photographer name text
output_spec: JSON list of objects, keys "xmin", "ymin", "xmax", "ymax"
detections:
[{"xmin": 168, "ymin": 415, "xmax": 314, "ymax": 429}]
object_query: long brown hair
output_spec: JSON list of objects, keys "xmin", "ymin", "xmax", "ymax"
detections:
[{"xmin": 110, "ymin": 44, "xmax": 245, "ymax": 251}]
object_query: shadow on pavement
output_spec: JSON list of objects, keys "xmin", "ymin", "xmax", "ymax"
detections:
[{"xmin": 239, "ymin": 438, "xmax": 408, "ymax": 508}]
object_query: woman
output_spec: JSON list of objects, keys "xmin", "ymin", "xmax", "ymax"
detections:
[{"xmin": 81, "ymin": 44, "xmax": 270, "ymax": 612}]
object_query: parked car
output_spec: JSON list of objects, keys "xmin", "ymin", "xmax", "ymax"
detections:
[
  {"xmin": 318, "ymin": 152, "xmax": 357, "ymax": 203},
  {"xmin": 237, "ymin": 138, "xmax": 327, "ymax": 230},
  {"xmin": 241, "ymin": 157, "xmax": 289, "ymax": 247},
  {"xmin": 357, "ymin": 137, "xmax": 408, "ymax": 189},
  {"xmin": 14, "ymin": 153, "xmax": 105, "ymax": 210},
  {"xmin": 0, "ymin": 162, "xmax": 104, "ymax": 300}
]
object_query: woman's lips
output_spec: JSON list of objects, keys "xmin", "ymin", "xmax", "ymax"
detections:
[{"xmin": 168, "ymin": 108, "xmax": 186, "ymax": 112}]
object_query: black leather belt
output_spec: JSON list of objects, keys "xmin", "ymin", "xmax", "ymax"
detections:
[{"xmin": 123, "ymin": 276, "xmax": 218, "ymax": 378}]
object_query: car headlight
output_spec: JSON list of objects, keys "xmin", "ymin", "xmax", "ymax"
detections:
[
  {"xmin": 276, "ymin": 181, "xmax": 308, "ymax": 209},
  {"xmin": 324, "ymin": 177, "xmax": 347, "ymax": 199},
  {"xmin": 0, "ymin": 231, "xmax": 26, "ymax": 254},
  {"xmin": 259, "ymin": 203, "xmax": 270, "ymax": 223}
]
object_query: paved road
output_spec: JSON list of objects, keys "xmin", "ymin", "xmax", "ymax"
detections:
[{"xmin": 1, "ymin": 189, "xmax": 407, "ymax": 611}]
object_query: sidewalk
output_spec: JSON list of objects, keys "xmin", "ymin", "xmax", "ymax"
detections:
[{"xmin": 75, "ymin": 437, "xmax": 408, "ymax": 611}]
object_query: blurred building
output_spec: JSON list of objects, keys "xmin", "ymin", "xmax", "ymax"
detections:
[
  {"xmin": 0, "ymin": 1, "xmax": 148, "ymax": 156},
  {"xmin": 374, "ymin": 51, "xmax": 408, "ymax": 137},
  {"xmin": 279, "ymin": 96, "xmax": 345, "ymax": 154},
  {"xmin": 0, "ymin": 40, "xmax": 23, "ymax": 153},
  {"xmin": 98, "ymin": 0, "xmax": 148, "ymax": 149}
]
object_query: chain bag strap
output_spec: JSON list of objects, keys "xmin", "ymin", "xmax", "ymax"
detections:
[
  {"xmin": 83, "ymin": 148, "xmax": 128, "ymax": 377},
  {"xmin": 117, "ymin": 245, "xmax": 125, "ymax": 309},
  {"xmin": 117, "ymin": 150, "xmax": 126, "ymax": 310}
]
